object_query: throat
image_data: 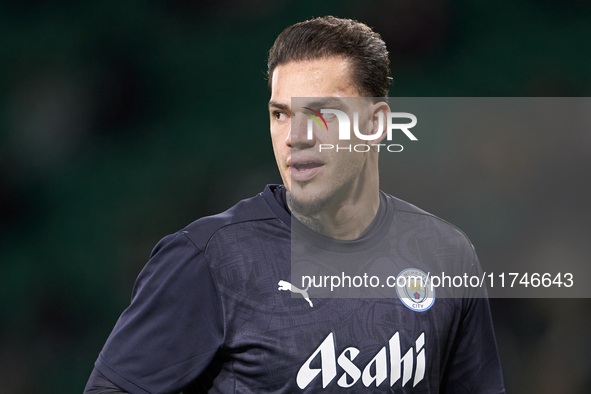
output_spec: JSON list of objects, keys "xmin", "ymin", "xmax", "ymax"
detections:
[{"xmin": 287, "ymin": 192, "xmax": 379, "ymax": 240}]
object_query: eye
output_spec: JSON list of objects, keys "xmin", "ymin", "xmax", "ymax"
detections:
[
  {"xmin": 321, "ymin": 112, "xmax": 336, "ymax": 121},
  {"xmin": 272, "ymin": 110, "xmax": 287, "ymax": 121}
]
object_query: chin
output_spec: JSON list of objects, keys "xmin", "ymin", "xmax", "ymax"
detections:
[{"xmin": 287, "ymin": 186, "xmax": 331, "ymax": 217}]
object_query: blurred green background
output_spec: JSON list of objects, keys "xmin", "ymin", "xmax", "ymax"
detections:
[{"xmin": 1, "ymin": 0, "xmax": 590, "ymax": 393}]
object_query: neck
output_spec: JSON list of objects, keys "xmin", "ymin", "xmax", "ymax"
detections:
[
  {"xmin": 289, "ymin": 194, "xmax": 380, "ymax": 240},
  {"xmin": 288, "ymin": 171, "xmax": 381, "ymax": 240}
]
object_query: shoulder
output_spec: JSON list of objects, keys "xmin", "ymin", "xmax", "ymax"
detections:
[
  {"xmin": 383, "ymin": 192, "xmax": 477, "ymax": 261},
  {"xmin": 385, "ymin": 192, "xmax": 466, "ymax": 234},
  {"xmin": 179, "ymin": 188, "xmax": 280, "ymax": 251}
]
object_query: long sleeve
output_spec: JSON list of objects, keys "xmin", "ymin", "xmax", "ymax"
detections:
[
  {"xmin": 89, "ymin": 232, "xmax": 225, "ymax": 394},
  {"xmin": 441, "ymin": 256, "xmax": 505, "ymax": 393},
  {"xmin": 84, "ymin": 367, "xmax": 128, "ymax": 393}
]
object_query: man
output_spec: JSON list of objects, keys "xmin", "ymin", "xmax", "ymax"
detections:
[{"xmin": 85, "ymin": 16, "xmax": 505, "ymax": 393}]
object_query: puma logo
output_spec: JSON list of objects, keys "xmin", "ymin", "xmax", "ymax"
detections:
[{"xmin": 278, "ymin": 280, "xmax": 313, "ymax": 307}]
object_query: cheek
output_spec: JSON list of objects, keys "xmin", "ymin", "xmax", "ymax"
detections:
[
  {"xmin": 272, "ymin": 121, "xmax": 290, "ymax": 142},
  {"xmin": 270, "ymin": 130, "xmax": 285, "ymax": 151},
  {"xmin": 329, "ymin": 151, "xmax": 364, "ymax": 179}
]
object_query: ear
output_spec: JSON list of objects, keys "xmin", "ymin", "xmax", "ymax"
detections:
[{"xmin": 370, "ymin": 101, "xmax": 391, "ymax": 144}]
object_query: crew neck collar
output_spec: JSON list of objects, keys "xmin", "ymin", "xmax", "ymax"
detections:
[{"xmin": 262, "ymin": 184, "xmax": 395, "ymax": 252}]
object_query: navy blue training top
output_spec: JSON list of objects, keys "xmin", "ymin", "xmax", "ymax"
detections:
[{"xmin": 94, "ymin": 185, "xmax": 505, "ymax": 393}]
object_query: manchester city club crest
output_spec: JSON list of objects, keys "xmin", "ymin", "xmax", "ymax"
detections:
[{"xmin": 395, "ymin": 268, "xmax": 435, "ymax": 312}]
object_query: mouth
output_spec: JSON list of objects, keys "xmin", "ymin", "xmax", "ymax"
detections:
[
  {"xmin": 292, "ymin": 162, "xmax": 323, "ymax": 172},
  {"xmin": 289, "ymin": 160, "xmax": 324, "ymax": 182}
]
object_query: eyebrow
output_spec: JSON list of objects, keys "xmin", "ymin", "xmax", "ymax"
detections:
[
  {"xmin": 268, "ymin": 101, "xmax": 289, "ymax": 110},
  {"xmin": 268, "ymin": 97, "xmax": 351, "ymax": 112},
  {"xmin": 303, "ymin": 97, "xmax": 347, "ymax": 108}
]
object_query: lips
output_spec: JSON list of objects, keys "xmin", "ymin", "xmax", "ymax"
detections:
[
  {"xmin": 293, "ymin": 162, "xmax": 323, "ymax": 171},
  {"xmin": 289, "ymin": 158, "xmax": 325, "ymax": 182}
]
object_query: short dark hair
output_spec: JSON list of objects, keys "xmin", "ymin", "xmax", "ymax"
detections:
[{"xmin": 267, "ymin": 16, "xmax": 391, "ymax": 98}]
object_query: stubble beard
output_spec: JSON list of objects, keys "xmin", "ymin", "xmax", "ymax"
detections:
[
  {"xmin": 286, "ymin": 172, "xmax": 357, "ymax": 230},
  {"xmin": 286, "ymin": 187, "xmax": 330, "ymax": 218}
]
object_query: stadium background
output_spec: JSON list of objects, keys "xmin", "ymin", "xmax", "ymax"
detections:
[{"xmin": 1, "ymin": 0, "xmax": 590, "ymax": 392}]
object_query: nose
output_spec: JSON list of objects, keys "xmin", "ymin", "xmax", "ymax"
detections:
[{"xmin": 288, "ymin": 112, "xmax": 316, "ymax": 150}]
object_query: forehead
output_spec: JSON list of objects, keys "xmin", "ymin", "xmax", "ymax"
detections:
[{"xmin": 270, "ymin": 57, "xmax": 360, "ymax": 103}]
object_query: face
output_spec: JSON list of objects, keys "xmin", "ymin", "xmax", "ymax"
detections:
[{"xmin": 269, "ymin": 57, "xmax": 384, "ymax": 215}]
